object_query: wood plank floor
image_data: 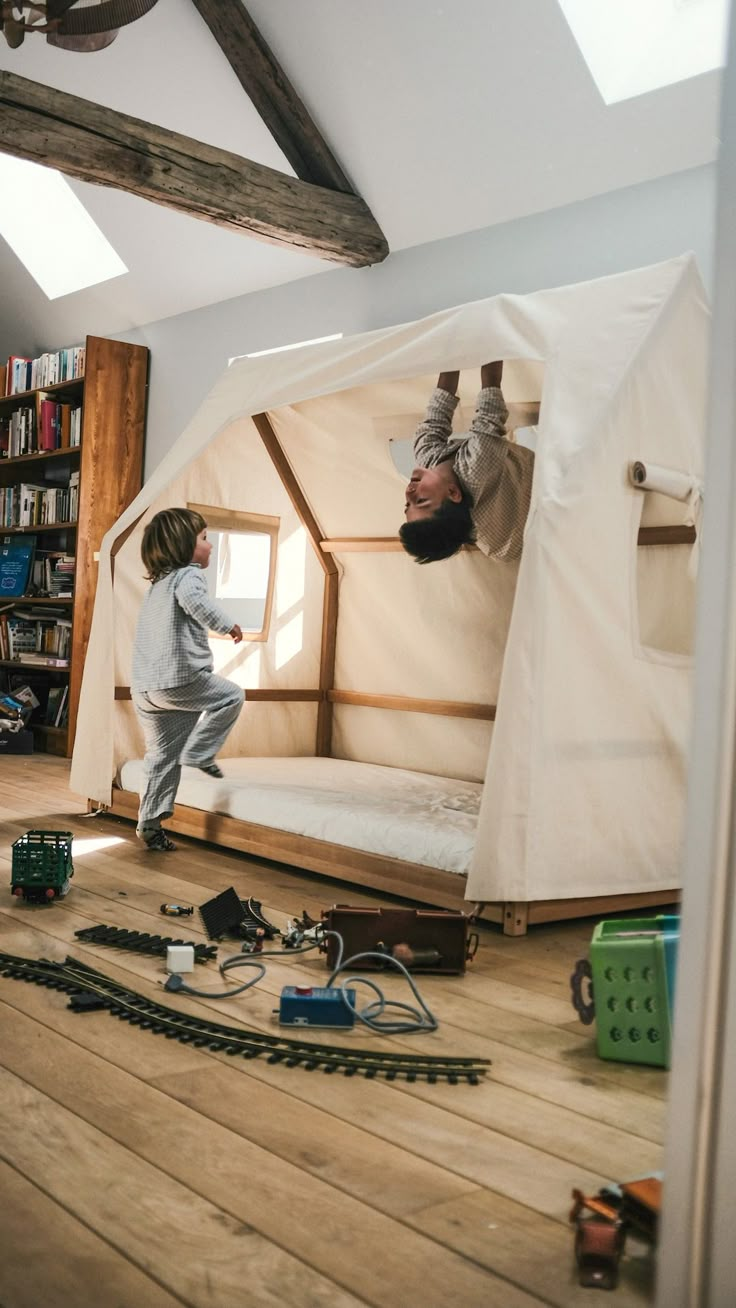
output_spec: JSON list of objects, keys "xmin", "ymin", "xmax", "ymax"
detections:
[{"xmin": 0, "ymin": 755, "xmax": 668, "ymax": 1307}]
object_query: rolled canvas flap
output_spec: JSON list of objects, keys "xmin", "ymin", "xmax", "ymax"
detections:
[{"xmin": 629, "ymin": 460, "xmax": 701, "ymax": 503}]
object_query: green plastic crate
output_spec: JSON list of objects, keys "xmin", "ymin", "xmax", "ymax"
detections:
[
  {"xmin": 11, "ymin": 830, "xmax": 74, "ymax": 902},
  {"xmin": 590, "ymin": 915, "xmax": 679, "ymax": 1068}
]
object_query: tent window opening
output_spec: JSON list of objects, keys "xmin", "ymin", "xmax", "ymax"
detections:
[
  {"xmin": 631, "ymin": 471, "xmax": 698, "ymax": 661},
  {"xmin": 636, "ymin": 539, "xmax": 696, "ymax": 659},
  {"xmin": 188, "ymin": 503, "xmax": 278, "ymax": 642}
]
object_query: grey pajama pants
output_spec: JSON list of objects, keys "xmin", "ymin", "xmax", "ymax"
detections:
[{"xmin": 132, "ymin": 671, "xmax": 244, "ymax": 829}]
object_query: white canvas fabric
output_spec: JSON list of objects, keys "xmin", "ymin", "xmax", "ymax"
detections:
[{"xmin": 72, "ymin": 254, "xmax": 708, "ymax": 905}]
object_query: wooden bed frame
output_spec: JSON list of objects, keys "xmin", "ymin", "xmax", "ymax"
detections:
[
  {"xmin": 104, "ymin": 786, "xmax": 678, "ymax": 936},
  {"xmin": 105, "ymin": 411, "xmax": 682, "ymax": 935}
]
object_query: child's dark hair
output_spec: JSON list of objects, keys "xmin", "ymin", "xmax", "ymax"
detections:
[
  {"xmin": 142, "ymin": 507, "xmax": 207, "ymax": 582},
  {"xmin": 398, "ymin": 496, "xmax": 475, "ymax": 564}
]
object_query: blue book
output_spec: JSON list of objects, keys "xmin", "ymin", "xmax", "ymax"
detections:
[{"xmin": 0, "ymin": 534, "xmax": 35, "ymax": 598}]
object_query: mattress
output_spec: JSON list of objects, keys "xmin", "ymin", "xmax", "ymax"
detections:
[{"xmin": 117, "ymin": 756, "xmax": 482, "ymax": 876}]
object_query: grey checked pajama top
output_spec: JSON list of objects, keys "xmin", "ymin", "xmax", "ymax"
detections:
[
  {"xmin": 132, "ymin": 565, "xmax": 234, "ymax": 692},
  {"xmin": 413, "ymin": 386, "xmax": 535, "ymax": 561}
]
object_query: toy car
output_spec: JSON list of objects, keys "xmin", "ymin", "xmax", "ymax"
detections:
[{"xmin": 11, "ymin": 830, "xmax": 74, "ymax": 902}]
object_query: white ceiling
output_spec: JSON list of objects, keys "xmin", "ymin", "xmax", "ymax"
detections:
[{"xmin": 0, "ymin": 0, "xmax": 723, "ymax": 350}]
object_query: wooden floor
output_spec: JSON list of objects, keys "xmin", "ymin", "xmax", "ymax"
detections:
[{"xmin": 0, "ymin": 756, "xmax": 668, "ymax": 1308}]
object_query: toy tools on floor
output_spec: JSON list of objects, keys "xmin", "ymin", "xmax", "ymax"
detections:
[
  {"xmin": 278, "ymin": 985, "xmax": 357, "ymax": 1028},
  {"xmin": 318, "ymin": 905, "xmax": 478, "ymax": 974},
  {"xmin": 198, "ymin": 886, "xmax": 280, "ymax": 945},
  {"xmin": 571, "ymin": 1175, "xmax": 661, "ymax": 1291}
]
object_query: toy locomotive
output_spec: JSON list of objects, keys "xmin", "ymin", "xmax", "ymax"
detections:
[{"xmin": 11, "ymin": 830, "xmax": 74, "ymax": 902}]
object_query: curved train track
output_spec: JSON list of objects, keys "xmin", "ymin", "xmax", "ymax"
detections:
[{"xmin": 0, "ymin": 951, "xmax": 490, "ymax": 1085}]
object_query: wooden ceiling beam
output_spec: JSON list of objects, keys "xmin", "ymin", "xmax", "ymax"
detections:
[
  {"xmin": 0, "ymin": 70, "xmax": 388, "ymax": 268},
  {"xmin": 189, "ymin": 0, "xmax": 353, "ymax": 194}
]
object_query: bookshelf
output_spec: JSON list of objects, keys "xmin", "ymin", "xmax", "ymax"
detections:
[{"xmin": 0, "ymin": 336, "xmax": 148, "ymax": 756}]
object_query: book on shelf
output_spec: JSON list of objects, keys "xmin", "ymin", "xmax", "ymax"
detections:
[
  {"xmin": 1, "ymin": 472, "xmax": 79, "ymax": 528},
  {"xmin": 48, "ymin": 553, "xmax": 76, "ymax": 597},
  {"xmin": 12, "ymin": 604, "xmax": 71, "ymax": 620},
  {"xmin": 44, "ymin": 686, "xmax": 63, "ymax": 724},
  {"xmin": 0, "ymin": 405, "xmax": 34, "ymax": 458},
  {"xmin": 0, "ymin": 399, "xmax": 82, "ymax": 459},
  {"xmin": 30, "ymin": 550, "xmax": 74, "ymax": 597},
  {"xmin": 0, "ymin": 605, "xmax": 72, "ymax": 662},
  {"xmin": 44, "ymin": 684, "xmax": 69, "ymax": 727},
  {"xmin": 4, "ymin": 356, "xmax": 33, "ymax": 397},
  {"xmin": 3, "ymin": 653, "xmax": 69, "ymax": 668},
  {"xmin": 39, "ymin": 398, "xmax": 59, "ymax": 451},
  {"xmin": 25, "ymin": 550, "xmax": 76, "ymax": 598},
  {"xmin": 60, "ymin": 403, "xmax": 73, "ymax": 449},
  {"xmin": 4, "ymin": 345, "xmax": 85, "ymax": 397},
  {"xmin": 9, "ymin": 683, "xmax": 40, "ymax": 713},
  {"xmin": 0, "ymin": 534, "xmax": 35, "ymax": 597}
]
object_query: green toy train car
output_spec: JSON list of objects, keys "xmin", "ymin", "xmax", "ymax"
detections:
[{"xmin": 11, "ymin": 830, "xmax": 74, "ymax": 903}]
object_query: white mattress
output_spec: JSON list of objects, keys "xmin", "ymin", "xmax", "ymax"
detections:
[{"xmin": 117, "ymin": 756, "xmax": 481, "ymax": 876}]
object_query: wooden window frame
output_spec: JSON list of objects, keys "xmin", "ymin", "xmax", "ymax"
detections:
[{"xmin": 188, "ymin": 502, "xmax": 279, "ymax": 643}]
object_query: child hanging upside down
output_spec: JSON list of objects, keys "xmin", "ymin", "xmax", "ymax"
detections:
[
  {"xmin": 399, "ymin": 361, "xmax": 535, "ymax": 564},
  {"xmin": 131, "ymin": 507, "xmax": 244, "ymax": 852}
]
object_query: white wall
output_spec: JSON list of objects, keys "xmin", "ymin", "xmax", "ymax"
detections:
[{"xmin": 116, "ymin": 163, "xmax": 716, "ymax": 474}]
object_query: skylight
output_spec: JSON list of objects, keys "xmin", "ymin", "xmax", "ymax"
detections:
[
  {"xmin": 0, "ymin": 154, "xmax": 127, "ymax": 300},
  {"xmin": 231, "ymin": 332, "xmax": 343, "ymax": 362},
  {"xmin": 558, "ymin": 0, "xmax": 729, "ymax": 104}
]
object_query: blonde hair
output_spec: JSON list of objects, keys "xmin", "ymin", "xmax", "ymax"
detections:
[{"xmin": 141, "ymin": 507, "xmax": 206, "ymax": 582}]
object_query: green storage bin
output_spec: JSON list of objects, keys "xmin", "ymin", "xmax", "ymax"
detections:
[{"xmin": 589, "ymin": 915, "xmax": 679, "ymax": 1068}]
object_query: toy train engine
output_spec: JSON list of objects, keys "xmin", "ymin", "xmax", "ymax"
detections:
[{"xmin": 11, "ymin": 830, "xmax": 74, "ymax": 903}]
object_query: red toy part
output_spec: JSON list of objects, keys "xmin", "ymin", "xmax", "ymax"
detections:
[{"xmin": 575, "ymin": 1217, "xmax": 625, "ymax": 1290}]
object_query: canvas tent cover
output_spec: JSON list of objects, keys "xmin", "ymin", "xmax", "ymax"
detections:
[{"xmin": 71, "ymin": 255, "xmax": 707, "ymax": 905}]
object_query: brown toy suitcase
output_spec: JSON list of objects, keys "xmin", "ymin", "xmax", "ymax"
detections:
[{"xmin": 319, "ymin": 904, "xmax": 478, "ymax": 973}]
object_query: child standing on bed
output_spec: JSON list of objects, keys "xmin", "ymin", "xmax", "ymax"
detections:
[{"xmin": 131, "ymin": 507, "xmax": 244, "ymax": 852}]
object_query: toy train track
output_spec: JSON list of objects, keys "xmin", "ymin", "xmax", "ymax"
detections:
[
  {"xmin": 0, "ymin": 951, "xmax": 490, "ymax": 1085},
  {"xmin": 73, "ymin": 924, "xmax": 218, "ymax": 963}
]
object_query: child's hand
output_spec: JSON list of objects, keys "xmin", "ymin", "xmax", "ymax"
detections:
[
  {"xmin": 229, "ymin": 624, "xmax": 243, "ymax": 643},
  {"xmin": 481, "ymin": 361, "xmax": 503, "ymax": 389},
  {"xmin": 437, "ymin": 370, "xmax": 460, "ymax": 395}
]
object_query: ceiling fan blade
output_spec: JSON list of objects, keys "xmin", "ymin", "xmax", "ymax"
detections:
[
  {"xmin": 47, "ymin": 29, "xmax": 118, "ymax": 49},
  {"xmin": 7, "ymin": 0, "xmax": 159, "ymax": 51},
  {"xmin": 52, "ymin": 0, "xmax": 160, "ymax": 36},
  {"xmin": 46, "ymin": 1, "xmax": 80, "ymax": 17},
  {"xmin": 2, "ymin": 18, "xmax": 27, "ymax": 48}
]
